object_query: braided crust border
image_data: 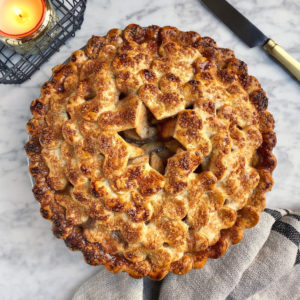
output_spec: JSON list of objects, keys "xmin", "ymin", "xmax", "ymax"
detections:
[{"xmin": 25, "ymin": 24, "xmax": 276, "ymax": 280}]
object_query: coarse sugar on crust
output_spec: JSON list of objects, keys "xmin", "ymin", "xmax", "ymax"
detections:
[{"xmin": 25, "ymin": 24, "xmax": 276, "ymax": 280}]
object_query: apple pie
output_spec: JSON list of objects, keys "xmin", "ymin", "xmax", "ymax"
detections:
[{"xmin": 25, "ymin": 24, "xmax": 276, "ymax": 280}]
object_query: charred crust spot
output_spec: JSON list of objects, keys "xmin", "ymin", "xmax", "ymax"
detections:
[
  {"xmin": 261, "ymin": 131, "xmax": 277, "ymax": 150},
  {"xmin": 217, "ymin": 70, "xmax": 236, "ymax": 84},
  {"xmin": 85, "ymin": 36, "xmax": 106, "ymax": 58},
  {"xmin": 42, "ymin": 82, "xmax": 50, "ymax": 89},
  {"xmin": 192, "ymin": 36, "xmax": 216, "ymax": 48},
  {"xmin": 259, "ymin": 111, "xmax": 275, "ymax": 132},
  {"xmin": 145, "ymin": 25, "xmax": 161, "ymax": 40},
  {"xmin": 142, "ymin": 69, "xmax": 156, "ymax": 82},
  {"xmin": 200, "ymin": 47, "xmax": 216, "ymax": 59},
  {"xmin": 188, "ymin": 79, "xmax": 201, "ymax": 86},
  {"xmin": 40, "ymin": 207, "xmax": 50, "ymax": 219},
  {"xmin": 108, "ymin": 201, "xmax": 125, "ymax": 212},
  {"xmin": 30, "ymin": 99, "xmax": 44, "ymax": 115},
  {"xmin": 25, "ymin": 139, "xmax": 41, "ymax": 155},
  {"xmin": 119, "ymin": 42, "xmax": 133, "ymax": 52},
  {"xmin": 71, "ymin": 55, "xmax": 77, "ymax": 62},
  {"xmin": 73, "ymin": 192, "xmax": 87, "ymax": 203},
  {"xmin": 216, "ymin": 48, "xmax": 235, "ymax": 66},
  {"xmin": 250, "ymin": 90, "xmax": 268, "ymax": 111},
  {"xmin": 40, "ymin": 128, "xmax": 55, "ymax": 146},
  {"xmin": 30, "ymin": 167, "xmax": 40, "ymax": 175},
  {"xmin": 200, "ymin": 72, "xmax": 213, "ymax": 81},
  {"xmin": 65, "ymin": 230, "xmax": 85, "ymax": 250},
  {"xmin": 186, "ymin": 79, "xmax": 203, "ymax": 97},
  {"xmin": 166, "ymin": 73, "xmax": 180, "ymax": 82},
  {"xmin": 203, "ymin": 101, "xmax": 215, "ymax": 114},
  {"xmin": 127, "ymin": 204, "xmax": 150, "ymax": 222},
  {"xmin": 257, "ymin": 148, "xmax": 277, "ymax": 172},
  {"xmin": 238, "ymin": 73, "xmax": 250, "ymax": 88},
  {"xmin": 80, "ymin": 165, "xmax": 90, "ymax": 175},
  {"xmin": 118, "ymin": 53, "xmax": 134, "ymax": 67},
  {"xmin": 227, "ymin": 58, "xmax": 248, "ymax": 75},
  {"xmin": 159, "ymin": 26, "xmax": 180, "ymax": 42},
  {"xmin": 124, "ymin": 24, "xmax": 145, "ymax": 44},
  {"xmin": 226, "ymin": 84, "xmax": 241, "ymax": 95},
  {"xmin": 180, "ymin": 31, "xmax": 201, "ymax": 45}
]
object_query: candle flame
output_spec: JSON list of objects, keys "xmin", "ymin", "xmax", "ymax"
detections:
[{"xmin": 13, "ymin": 7, "xmax": 23, "ymax": 18}]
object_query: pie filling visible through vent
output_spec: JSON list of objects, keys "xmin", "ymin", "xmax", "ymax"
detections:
[{"xmin": 25, "ymin": 24, "xmax": 276, "ymax": 280}]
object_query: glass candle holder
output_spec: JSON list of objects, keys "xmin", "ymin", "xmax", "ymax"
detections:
[{"xmin": 0, "ymin": 0, "xmax": 58, "ymax": 54}]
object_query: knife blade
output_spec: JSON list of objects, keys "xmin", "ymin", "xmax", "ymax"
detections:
[{"xmin": 200, "ymin": 0, "xmax": 300, "ymax": 81}]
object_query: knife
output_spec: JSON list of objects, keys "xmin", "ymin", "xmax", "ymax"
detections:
[{"xmin": 200, "ymin": 0, "xmax": 300, "ymax": 82}]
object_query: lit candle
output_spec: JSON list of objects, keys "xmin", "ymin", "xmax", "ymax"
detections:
[
  {"xmin": 0, "ymin": 0, "xmax": 46, "ymax": 38},
  {"xmin": 0, "ymin": 0, "xmax": 57, "ymax": 54}
]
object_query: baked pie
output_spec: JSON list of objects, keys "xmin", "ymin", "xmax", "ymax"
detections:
[{"xmin": 25, "ymin": 24, "xmax": 276, "ymax": 280}]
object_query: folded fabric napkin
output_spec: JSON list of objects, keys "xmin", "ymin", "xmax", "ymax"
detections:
[{"xmin": 73, "ymin": 209, "xmax": 300, "ymax": 300}]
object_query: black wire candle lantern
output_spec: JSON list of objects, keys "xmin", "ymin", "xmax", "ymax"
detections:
[{"xmin": 0, "ymin": 0, "xmax": 87, "ymax": 84}]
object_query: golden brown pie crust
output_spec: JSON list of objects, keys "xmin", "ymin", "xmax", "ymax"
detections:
[{"xmin": 25, "ymin": 24, "xmax": 277, "ymax": 280}]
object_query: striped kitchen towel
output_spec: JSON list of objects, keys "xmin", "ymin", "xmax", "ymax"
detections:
[{"xmin": 73, "ymin": 209, "xmax": 300, "ymax": 300}]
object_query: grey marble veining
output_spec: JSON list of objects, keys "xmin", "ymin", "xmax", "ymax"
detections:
[{"xmin": 0, "ymin": 0, "xmax": 299, "ymax": 299}]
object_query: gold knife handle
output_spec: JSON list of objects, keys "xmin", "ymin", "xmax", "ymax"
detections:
[{"xmin": 263, "ymin": 39, "xmax": 300, "ymax": 82}]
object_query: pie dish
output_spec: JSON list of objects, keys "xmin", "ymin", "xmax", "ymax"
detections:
[{"xmin": 25, "ymin": 24, "xmax": 276, "ymax": 280}]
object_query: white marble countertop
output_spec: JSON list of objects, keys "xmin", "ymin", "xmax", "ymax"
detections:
[{"xmin": 0, "ymin": 0, "xmax": 300, "ymax": 299}]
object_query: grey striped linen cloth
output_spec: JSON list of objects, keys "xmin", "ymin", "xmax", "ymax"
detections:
[{"xmin": 73, "ymin": 209, "xmax": 300, "ymax": 300}]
